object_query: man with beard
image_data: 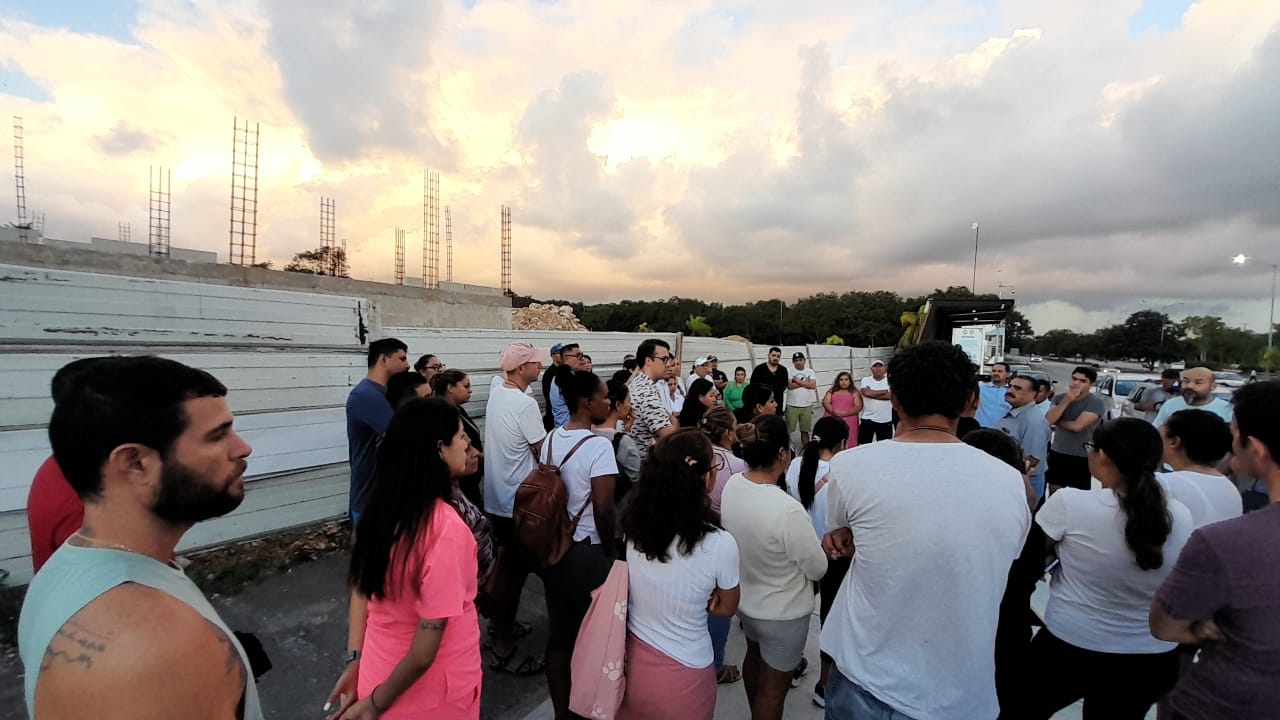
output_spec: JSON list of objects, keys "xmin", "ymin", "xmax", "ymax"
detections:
[
  {"xmin": 19, "ymin": 356, "xmax": 263, "ymax": 719},
  {"xmin": 1153, "ymin": 367, "xmax": 1233, "ymax": 427}
]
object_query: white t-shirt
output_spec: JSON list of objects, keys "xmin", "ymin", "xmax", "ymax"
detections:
[
  {"xmin": 483, "ymin": 383, "xmax": 547, "ymax": 517},
  {"xmin": 1152, "ymin": 395, "xmax": 1234, "ymax": 428},
  {"xmin": 626, "ymin": 531, "xmax": 740, "ymax": 669},
  {"xmin": 859, "ymin": 376, "xmax": 892, "ymax": 423},
  {"xmin": 490, "ymin": 374, "xmax": 534, "ymax": 395},
  {"xmin": 821, "ymin": 441, "xmax": 1030, "ymax": 720},
  {"xmin": 1157, "ymin": 470, "xmax": 1242, "ymax": 529},
  {"xmin": 787, "ymin": 367, "xmax": 818, "ymax": 408},
  {"xmin": 784, "ymin": 456, "xmax": 831, "ymax": 538},
  {"xmin": 720, "ymin": 473, "xmax": 827, "ymax": 620},
  {"xmin": 539, "ymin": 426, "xmax": 618, "ymax": 544},
  {"xmin": 1036, "ymin": 487, "xmax": 1194, "ymax": 654}
]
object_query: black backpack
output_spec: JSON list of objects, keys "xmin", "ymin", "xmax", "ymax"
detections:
[{"xmin": 610, "ymin": 432, "xmax": 634, "ymax": 502}]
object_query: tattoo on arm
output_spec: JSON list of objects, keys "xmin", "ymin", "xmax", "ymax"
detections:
[
  {"xmin": 418, "ymin": 619, "xmax": 448, "ymax": 632},
  {"xmin": 40, "ymin": 620, "xmax": 111, "ymax": 672},
  {"xmin": 206, "ymin": 620, "xmax": 248, "ymax": 688}
]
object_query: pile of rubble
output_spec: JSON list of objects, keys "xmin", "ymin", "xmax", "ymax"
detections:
[{"xmin": 512, "ymin": 303, "xmax": 587, "ymax": 331}]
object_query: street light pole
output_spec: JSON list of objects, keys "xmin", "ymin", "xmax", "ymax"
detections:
[
  {"xmin": 971, "ymin": 222, "xmax": 979, "ymax": 293},
  {"xmin": 1233, "ymin": 254, "xmax": 1277, "ymax": 351}
]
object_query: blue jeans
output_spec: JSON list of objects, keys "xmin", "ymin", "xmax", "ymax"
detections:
[
  {"xmin": 1030, "ymin": 474, "xmax": 1046, "ymax": 505},
  {"xmin": 826, "ymin": 670, "xmax": 918, "ymax": 720},
  {"xmin": 708, "ymin": 614, "xmax": 731, "ymax": 672}
]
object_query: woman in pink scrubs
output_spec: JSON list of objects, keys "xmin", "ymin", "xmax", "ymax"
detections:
[{"xmin": 327, "ymin": 399, "xmax": 482, "ymax": 719}]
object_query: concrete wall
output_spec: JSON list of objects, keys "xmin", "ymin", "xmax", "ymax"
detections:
[{"xmin": 0, "ymin": 242, "xmax": 512, "ymax": 329}]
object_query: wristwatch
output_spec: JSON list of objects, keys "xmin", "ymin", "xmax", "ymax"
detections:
[{"xmin": 344, "ymin": 650, "xmax": 362, "ymax": 665}]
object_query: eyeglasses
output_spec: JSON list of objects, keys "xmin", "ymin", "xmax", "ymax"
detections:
[
  {"xmin": 562, "ymin": 352, "xmax": 584, "ymax": 359},
  {"xmin": 426, "ymin": 363, "xmax": 445, "ymax": 371},
  {"xmin": 1083, "ymin": 442, "xmax": 1097, "ymax": 453},
  {"xmin": 652, "ymin": 354, "xmax": 677, "ymax": 364}
]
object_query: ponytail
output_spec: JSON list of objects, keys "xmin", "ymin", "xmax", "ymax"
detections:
[
  {"xmin": 798, "ymin": 416, "xmax": 849, "ymax": 510},
  {"xmin": 1095, "ymin": 418, "xmax": 1172, "ymax": 571}
]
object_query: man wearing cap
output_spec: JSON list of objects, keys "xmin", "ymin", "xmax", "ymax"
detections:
[
  {"xmin": 686, "ymin": 356, "xmax": 714, "ymax": 408},
  {"xmin": 484, "ymin": 342, "xmax": 552, "ymax": 668},
  {"xmin": 787, "ymin": 352, "xmax": 819, "ymax": 446},
  {"xmin": 540, "ymin": 343, "xmax": 564, "ymax": 430},
  {"xmin": 1135, "ymin": 368, "xmax": 1181, "ymax": 423},
  {"xmin": 859, "ymin": 360, "xmax": 894, "ymax": 444},
  {"xmin": 549, "ymin": 342, "xmax": 586, "ymax": 427},
  {"xmin": 708, "ymin": 355, "xmax": 728, "ymax": 393}
]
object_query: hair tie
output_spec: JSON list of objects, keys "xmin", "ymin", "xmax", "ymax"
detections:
[
  {"xmin": 684, "ymin": 456, "xmax": 698, "ymax": 467},
  {"xmin": 811, "ymin": 434, "xmax": 821, "ymax": 444}
]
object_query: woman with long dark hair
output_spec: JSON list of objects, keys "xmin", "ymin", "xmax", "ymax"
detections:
[
  {"xmin": 328, "ymin": 399, "xmax": 482, "ymax": 720},
  {"xmin": 432, "ymin": 370, "xmax": 484, "ymax": 508},
  {"xmin": 734, "ymin": 383, "xmax": 777, "ymax": 424},
  {"xmin": 1022, "ymin": 418, "xmax": 1194, "ymax": 719},
  {"xmin": 720, "ymin": 414, "xmax": 826, "ymax": 720},
  {"xmin": 781, "ymin": 416, "xmax": 848, "ymax": 704},
  {"xmin": 821, "ymin": 372, "xmax": 862, "ymax": 446},
  {"xmin": 678, "ymin": 378, "xmax": 718, "ymax": 428},
  {"xmin": 616, "ymin": 430, "xmax": 741, "ymax": 720}
]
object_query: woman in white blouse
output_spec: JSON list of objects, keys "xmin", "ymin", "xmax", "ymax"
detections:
[
  {"xmin": 721, "ymin": 414, "xmax": 826, "ymax": 720},
  {"xmin": 618, "ymin": 429, "xmax": 740, "ymax": 720},
  {"xmin": 1022, "ymin": 418, "xmax": 1193, "ymax": 719}
]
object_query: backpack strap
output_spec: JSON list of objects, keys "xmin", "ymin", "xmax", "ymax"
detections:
[{"xmin": 559, "ymin": 435, "xmax": 613, "ymax": 530}]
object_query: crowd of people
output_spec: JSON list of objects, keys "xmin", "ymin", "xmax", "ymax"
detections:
[{"xmin": 15, "ymin": 337, "xmax": 1280, "ymax": 720}]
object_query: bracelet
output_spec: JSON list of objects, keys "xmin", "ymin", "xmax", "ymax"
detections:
[{"xmin": 369, "ymin": 684, "xmax": 386, "ymax": 713}]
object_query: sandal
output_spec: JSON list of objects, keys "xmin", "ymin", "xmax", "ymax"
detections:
[
  {"xmin": 716, "ymin": 664, "xmax": 742, "ymax": 684},
  {"xmin": 489, "ymin": 644, "xmax": 545, "ymax": 676}
]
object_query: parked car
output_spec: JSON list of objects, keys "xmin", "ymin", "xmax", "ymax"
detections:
[
  {"xmin": 1094, "ymin": 371, "xmax": 1158, "ymax": 420},
  {"xmin": 1028, "ymin": 355, "xmax": 1043, "ymax": 363},
  {"xmin": 1213, "ymin": 371, "xmax": 1246, "ymax": 388},
  {"xmin": 1012, "ymin": 368, "xmax": 1052, "ymax": 386}
]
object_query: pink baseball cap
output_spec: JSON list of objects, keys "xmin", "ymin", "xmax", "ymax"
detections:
[{"xmin": 500, "ymin": 342, "xmax": 551, "ymax": 371}]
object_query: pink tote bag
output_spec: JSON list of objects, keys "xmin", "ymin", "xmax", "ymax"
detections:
[{"xmin": 569, "ymin": 559, "xmax": 629, "ymax": 719}]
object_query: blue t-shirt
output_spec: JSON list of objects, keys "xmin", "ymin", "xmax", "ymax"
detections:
[
  {"xmin": 1152, "ymin": 396, "xmax": 1233, "ymax": 429},
  {"xmin": 346, "ymin": 378, "xmax": 393, "ymax": 518},
  {"xmin": 550, "ymin": 381, "xmax": 569, "ymax": 428},
  {"xmin": 976, "ymin": 382, "xmax": 1012, "ymax": 428}
]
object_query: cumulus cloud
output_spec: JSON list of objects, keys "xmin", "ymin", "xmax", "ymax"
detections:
[{"xmin": 2, "ymin": 0, "xmax": 1280, "ymax": 333}]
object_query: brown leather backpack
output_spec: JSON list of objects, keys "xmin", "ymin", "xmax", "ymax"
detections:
[{"xmin": 512, "ymin": 432, "xmax": 602, "ymax": 567}]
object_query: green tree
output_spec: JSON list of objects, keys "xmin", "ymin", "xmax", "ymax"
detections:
[
  {"xmin": 284, "ymin": 246, "xmax": 349, "ymax": 277},
  {"xmin": 825, "ymin": 334, "xmax": 844, "ymax": 345},
  {"xmin": 685, "ymin": 315, "xmax": 712, "ymax": 337}
]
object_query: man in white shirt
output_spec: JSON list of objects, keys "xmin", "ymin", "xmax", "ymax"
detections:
[
  {"xmin": 858, "ymin": 360, "xmax": 893, "ymax": 444},
  {"xmin": 482, "ymin": 341, "xmax": 550, "ymax": 667},
  {"xmin": 822, "ymin": 341, "xmax": 1031, "ymax": 720},
  {"xmin": 786, "ymin": 352, "xmax": 819, "ymax": 446}
]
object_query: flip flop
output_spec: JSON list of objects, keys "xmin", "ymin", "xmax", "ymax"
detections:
[{"xmin": 488, "ymin": 644, "xmax": 545, "ymax": 676}]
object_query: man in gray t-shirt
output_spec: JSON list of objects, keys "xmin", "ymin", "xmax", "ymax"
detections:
[
  {"xmin": 1045, "ymin": 367, "xmax": 1106, "ymax": 492},
  {"xmin": 1135, "ymin": 368, "xmax": 1180, "ymax": 423}
]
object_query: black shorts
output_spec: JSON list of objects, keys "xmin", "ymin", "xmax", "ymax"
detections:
[
  {"xmin": 541, "ymin": 539, "xmax": 612, "ymax": 654},
  {"xmin": 1045, "ymin": 451, "xmax": 1091, "ymax": 490}
]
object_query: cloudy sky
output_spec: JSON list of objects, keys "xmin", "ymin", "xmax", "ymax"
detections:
[{"xmin": 2, "ymin": 0, "xmax": 1279, "ymax": 334}]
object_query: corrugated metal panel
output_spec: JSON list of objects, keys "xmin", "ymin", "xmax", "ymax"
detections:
[
  {"xmin": 0, "ymin": 264, "xmax": 370, "ymax": 347},
  {"xmin": 0, "ymin": 463, "xmax": 350, "ymax": 587}
]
